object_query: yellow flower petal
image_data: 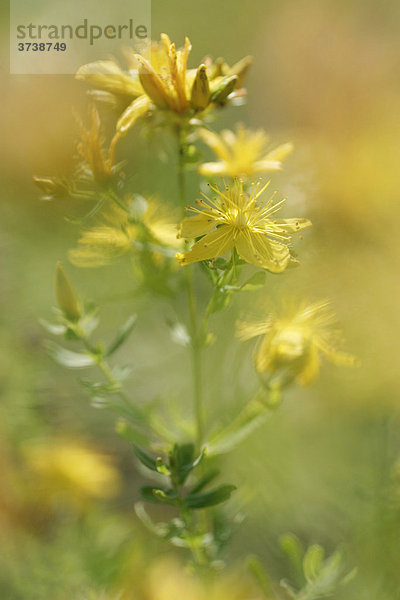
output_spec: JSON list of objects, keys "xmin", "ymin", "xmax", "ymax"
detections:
[
  {"xmin": 117, "ymin": 95, "xmax": 152, "ymax": 134},
  {"xmin": 76, "ymin": 60, "xmax": 143, "ymax": 97},
  {"xmin": 176, "ymin": 225, "xmax": 234, "ymax": 265},
  {"xmin": 296, "ymin": 345, "xmax": 321, "ymax": 386},
  {"xmin": 252, "ymin": 160, "xmax": 282, "ymax": 172},
  {"xmin": 179, "ymin": 214, "xmax": 218, "ymax": 238},
  {"xmin": 198, "ymin": 129, "xmax": 231, "ymax": 161},
  {"xmin": 136, "ymin": 55, "xmax": 174, "ymax": 109},
  {"xmin": 262, "ymin": 142, "xmax": 294, "ymax": 162},
  {"xmin": 198, "ymin": 161, "xmax": 228, "ymax": 176},
  {"xmin": 236, "ymin": 319, "xmax": 273, "ymax": 341},
  {"xmin": 235, "ymin": 231, "xmax": 291, "ymax": 273}
]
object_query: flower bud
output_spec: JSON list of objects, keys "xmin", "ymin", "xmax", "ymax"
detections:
[
  {"xmin": 136, "ymin": 56, "xmax": 172, "ymax": 109},
  {"xmin": 55, "ymin": 262, "xmax": 81, "ymax": 321},
  {"xmin": 210, "ymin": 75, "xmax": 238, "ymax": 104},
  {"xmin": 190, "ymin": 65, "xmax": 210, "ymax": 111}
]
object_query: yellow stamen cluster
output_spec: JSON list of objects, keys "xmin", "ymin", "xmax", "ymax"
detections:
[{"xmin": 176, "ymin": 179, "xmax": 311, "ymax": 272}]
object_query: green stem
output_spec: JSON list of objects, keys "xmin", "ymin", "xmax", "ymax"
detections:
[
  {"xmin": 177, "ymin": 125, "xmax": 205, "ymax": 451},
  {"xmin": 79, "ymin": 332, "xmax": 146, "ymax": 425}
]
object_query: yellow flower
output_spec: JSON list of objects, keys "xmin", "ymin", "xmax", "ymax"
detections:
[
  {"xmin": 76, "ymin": 35, "xmax": 251, "ymax": 133},
  {"xmin": 176, "ymin": 179, "xmax": 311, "ymax": 272},
  {"xmin": 237, "ymin": 300, "xmax": 357, "ymax": 385},
  {"xmin": 23, "ymin": 440, "xmax": 121, "ymax": 502},
  {"xmin": 198, "ymin": 125, "xmax": 293, "ymax": 178},
  {"xmin": 77, "ymin": 105, "xmax": 122, "ymax": 186},
  {"xmin": 69, "ymin": 197, "xmax": 181, "ymax": 267}
]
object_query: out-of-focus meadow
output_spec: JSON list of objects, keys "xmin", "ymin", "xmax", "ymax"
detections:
[{"xmin": 1, "ymin": 0, "xmax": 400, "ymax": 598}]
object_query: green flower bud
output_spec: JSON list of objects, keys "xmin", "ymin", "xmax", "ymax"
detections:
[
  {"xmin": 210, "ymin": 75, "xmax": 238, "ymax": 104},
  {"xmin": 55, "ymin": 262, "xmax": 81, "ymax": 321},
  {"xmin": 190, "ymin": 64, "xmax": 210, "ymax": 111}
]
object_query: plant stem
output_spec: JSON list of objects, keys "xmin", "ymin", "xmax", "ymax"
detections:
[
  {"xmin": 79, "ymin": 332, "xmax": 146, "ymax": 425},
  {"xmin": 177, "ymin": 125, "xmax": 205, "ymax": 451}
]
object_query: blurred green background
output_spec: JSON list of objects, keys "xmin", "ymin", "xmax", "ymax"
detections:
[{"xmin": 1, "ymin": 0, "xmax": 400, "ymax": 598}]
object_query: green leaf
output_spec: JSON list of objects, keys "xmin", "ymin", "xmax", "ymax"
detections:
[
  {"xmin": 46, "ymin": 341, "xmax": 96, "ymax": 368},
  {"xmin": 208, "ymin": 289, "xmax": 232, "ymax": 315},
  {"xmin": 246, "ymin": 555, "xmax": 271, "ymax": 596},
  {"xmin": 169, "ymin": 444, "xmax": 205, "ymax": 484},
  {"xmin": 280, "ymin": 533, "xmax": 306, "ymax": 588},
  {"xmin": 184, "ymin": 484, "xmax": 236, "ymax": 509},
  {"xmin": 189, "ymin": 468, "xmax": 220, "ymax": 495},
  {"xmin": 133, "ymin": 445, "xmax": 157, "ymax": 471},
  {"xmin": 303, "ymin": 545, "xmax": 325, "ymax": 582},
  {"xmin": 106, "ymin": 315, "xmax": 137, "ymax": 357}
]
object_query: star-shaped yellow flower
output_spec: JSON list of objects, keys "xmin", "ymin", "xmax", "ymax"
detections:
[
  {"xmin": 199, "ymin": 125, "xmax": 293, "ymax": 178},
  {"xmin": 237, "ymin": 300, "xmax": 357, "ymax": 385},
  {"xmin": 176, "ymin": 180, "xmax": 311, "ymax": 272}
]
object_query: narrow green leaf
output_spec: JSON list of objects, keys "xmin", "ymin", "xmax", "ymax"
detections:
[
  {"xmin": 280, "ymin": 533, "xmax": 306, "ymax": 589},
  {"xmin": 303, "ymin": 545, "xmax": 325, "ymax": 582},
  {"xmin": 133, "ymin": 445, "xmax": 157, "ymax": 471},
  {"xmin": 184, "ymin": 484, "xmax": 236, "ymax": 509},
  {"xmin": 106, "ymin": 315, "xmax": 137, "ymax": 357},
  {"xmin": 246, "ymin": 555, "xmax": 271, "ymax": 596}
]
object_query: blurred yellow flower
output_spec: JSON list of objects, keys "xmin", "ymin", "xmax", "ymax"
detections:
[
  {"xmin": 122, "ymin": 559, "xmax": 263, "ymax": 600},
  {"xmin": 69, "ymin": 198, "xmax": 181, "ymax": 268},
  {"xmin": 237, "ymin": 300, "xmax": 357, "ymax": 385},
  {"xmin": 176, "ymin": 179, "xmax": 311, "ymax": 272},
  {"xmin": 199, "ymin": 125, "xmax": 293, "ymax": 178},
  {"xmin": 77, "ymin": 105, "xmax": 122, "ymax": 186},
  {"xmin": 23, "ymin": 440, "xmax": 121, "ymax": 502},
  {"xmin": 76, "ymin": 35, "xmax": 251, "ymax": 133}
]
